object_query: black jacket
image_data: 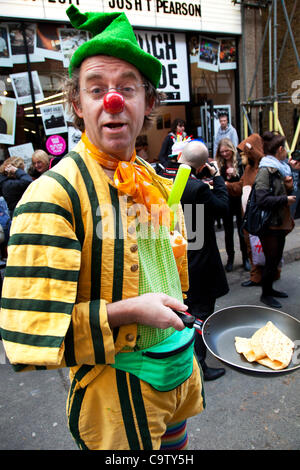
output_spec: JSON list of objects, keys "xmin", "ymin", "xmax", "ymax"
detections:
[
  {"xmin": 255, "ymin": 167, "xmax": 293, "ymax": 230},
  {"xmin": 181, "ymin": 174, "xmax": 229, "ymax": 305},
  {"xmin": 0, "ymin": 169, "xmax": 32, "ymax": 214},
  {"xmin": 158, "ymin": 133, "xmax": 176, "ymax": 166}
]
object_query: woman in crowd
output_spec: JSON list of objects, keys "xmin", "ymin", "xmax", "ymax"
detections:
[
  {"xmin": 28, "ymin": 149, "xmax": 50, "ymax": 178},
  {"xmin": 0, "ymin": 156, "xmax": 32, "ymax": 217},
  {"xmin": 158, "ymin": 118, "xmax": 186, "ymax": 167},
  {"xmin": 255, "ymin": 131, "xmax": 296, "ymax": 308},
  {"xmin": 225, "ymin": 133, "xmax": 276, "ymax": 286},
  {"xmin": 215, "ymin": 138, "xmax": 250, "ymax": 272}
]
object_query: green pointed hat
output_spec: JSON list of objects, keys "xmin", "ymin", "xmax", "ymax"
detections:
[{"xmin": 66, "ymin": 5, "xmax": 162, "ymax": 88}]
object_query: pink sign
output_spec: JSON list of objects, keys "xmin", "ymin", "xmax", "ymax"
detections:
[{"xmin": 46, "ymin": 135, "xmax": 66, "ymax": 156}]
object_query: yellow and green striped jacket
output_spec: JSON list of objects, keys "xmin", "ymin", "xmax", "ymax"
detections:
[{"xmin": 0, "ymin": 140, "xmax": 188, "ymax": 386}]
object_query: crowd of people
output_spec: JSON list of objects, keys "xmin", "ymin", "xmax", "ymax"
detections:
[
  {"xmin": 0, "ymin": 4, "xmax": 299, "ymax": 451},
  {"xmin": 0, "ymin": 149, "xmax": 50, "ymax": 263},
  {"xmin": 156, "ymin": 115, "xmax": 300, "ymax": 309},
  {"xmin": 0, "ymin": 5, "xmax": 204, "ymax": 451}
]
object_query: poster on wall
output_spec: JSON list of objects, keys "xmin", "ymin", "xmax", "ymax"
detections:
[
  {"xmin": 135, "ymin": 30, "xmax": 190, "ymax": 102},
  {"xmin": 188, "ymin": 35, "xmax": 199, "ymax": 64},
  {"xmin": 0, "ymin": 96, "xmax": 17, "ymax": 145},
  {"xmin": 198, "ymin": 36, "xmax": 220, "ymax": 72},
  {"xmin": 219, "ymin": 38, "xmax": 237, "ymax": 70},
  {"xmin": 7, "ymin": 23, "xmax": 42, "ymax": 64},
  {"xmin": 68, "ymin": 126, "xmax": 82, "ymax": 151},
  {"xmin": 9, "ymin": 71, "xmax": 44, "ymax": 105},
  {"xmin": 58, "ymin": 28, "xmax": 89, "ymax": 68},
  {"xmin": 40, "ymin": 104, "xmax": 67, "ymax": 136},
  {"xmin": 36, "ymin": 23, "xmax": 64, "ymax": 62},
  {"xmin": 0, "ymin": 24, "xmax": 12, "ymax": 67},
  {"xmin": 8, "ymin": 142, "xmax": 34, "ymax": 169}
]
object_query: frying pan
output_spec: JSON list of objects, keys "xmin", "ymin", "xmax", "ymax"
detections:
[{"xmin": 201, "ymin": 305, "xmax": 300, "ymax": 375}]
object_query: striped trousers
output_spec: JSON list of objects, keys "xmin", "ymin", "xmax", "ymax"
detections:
[{"xmin": 67, "ymin": 356, "xmax": 204, "ymax": 450}]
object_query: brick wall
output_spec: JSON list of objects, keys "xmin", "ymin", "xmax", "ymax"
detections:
[
  {"xmin": 262, "ymin": 1, "xmax": 300, "ymax": 147},
  {"xmin": 238, "ymin": 5, "xmax": 263, "ymax": 137}
]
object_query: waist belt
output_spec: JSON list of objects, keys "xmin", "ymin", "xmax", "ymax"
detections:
[{"xmin": 111, "ymin": 328, "xmax": 195, "ymax": 392}]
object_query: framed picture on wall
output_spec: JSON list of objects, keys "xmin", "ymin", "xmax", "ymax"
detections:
[
  {"xmin": 8, "ymin": 142, "xmax": 34, "ymax": 169},
  {"xmin": 189, "ymin": 35, "xmax": 199, "ymax": 64},
  {"xmin": 198, "ymin": 36, "xmax": 220, "ymax": 72},
  {"xmin": 68, "ymin": 126, "xmax": 82, "ymax": 152},
  {"xmin": 219, "ymin": 38, "xmax": 237, "ymax": 70},
  {"xmin": 58, "ymin": 28, "xmax": 89, "ymax": 68},
  {"xmin": 10, "ymin": 70, "xmax": 44, "ymax": 105},
  {"xmin": 41, "ymin": 103, "xmax": 67, "ymax": 136},
  {"xmin": 7, "ymin": 23, "xmax": 41, "ymax": 64},
  {"xmin": 0, "ymin": 24, "xmax": 12, "ymax": 67},
  {"xmin": 0, "ymin": 96, "xmax": 17, "ymax": 145},
  {"xmin": 36, "ymin": 23, "xmax": 64, "ymax": 61}
]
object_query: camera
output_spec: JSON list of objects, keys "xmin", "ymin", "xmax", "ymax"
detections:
[
  {"xmin": 291, "ymin": 149, "xmax": 300, "ymax": 162},
  {"xmin": 197, "ymin": 161, "xmax": 217, "ymax": 179}
]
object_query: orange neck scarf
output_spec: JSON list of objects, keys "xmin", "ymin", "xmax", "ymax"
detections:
[{"xmin": 82, "ymin": 132, "xmax": 170, "ymax": 226}]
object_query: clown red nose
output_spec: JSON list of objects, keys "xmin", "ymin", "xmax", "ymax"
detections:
[{"xmin": 103, "ymin": 91, "xmax": 125, "ymax": 114}]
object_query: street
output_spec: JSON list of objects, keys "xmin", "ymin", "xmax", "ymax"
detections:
[
  {"xmin": 188, "ymin": 259, "xmax": 300, "ymax": 451},
  {"xmin": 0, "ymin": 258, "xmax": 300, "ymax": 451}
]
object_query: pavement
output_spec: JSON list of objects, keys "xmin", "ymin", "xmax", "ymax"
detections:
[
  {"xmin": 215, "ymin": 217, "xmax": 300, "ymax": 288},
  {"xmin": 187, "ymin": 217, "xmax": 300, "ymax": 451},
  {"xmin": 0, "ymin": 219, "xmax": 300, "ymax": 452}
]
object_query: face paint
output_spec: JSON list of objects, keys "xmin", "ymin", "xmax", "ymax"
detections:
[{"xmin": 103, "ymin": 91, "xmax": 125, "ymax": 114}]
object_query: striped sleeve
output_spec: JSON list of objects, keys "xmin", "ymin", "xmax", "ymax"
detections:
[{"xmin": 0, "ymin": 172, "xmax": 115, "ymax": 369}]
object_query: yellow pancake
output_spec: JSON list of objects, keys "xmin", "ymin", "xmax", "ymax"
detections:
[
  {"xmin": 235, "ymin": 336, "xmax": 257, "ymax": 362},
  {"xmin": 256, "ymin": 357, "xmax": 286, "ymax": 370},
  {"xmin": 234, "ymin": 321, "xmax": 294, "ymax": 370},
  {"xmin": 249, "ymin": 327, "xmax": 267, "ymax": 360},
  {"xmin": 260, "ymin": 321, "xmax": 294, "ymax": 368}
]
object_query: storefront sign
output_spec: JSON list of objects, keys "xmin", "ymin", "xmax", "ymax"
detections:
[
  {"xmin": 46, "ymin": 134, "xmax": 66, "ymax": 155},
  {"xmin": 136, "ymin": 30, "xmax": 189, "ymax": 101},
  {"xmin": 0, "ymin": 0, "xmax": 241, "ymax": 34}
]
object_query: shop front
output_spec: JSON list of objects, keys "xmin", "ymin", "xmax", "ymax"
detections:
[{"xmin": 0, "ymin": 0, "xmax": 241, "ymax": 164}]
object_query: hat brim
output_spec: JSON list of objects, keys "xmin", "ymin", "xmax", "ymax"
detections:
[{"xmin": 69, "ymin": 36, "xmax": 162, "ymax": 88}]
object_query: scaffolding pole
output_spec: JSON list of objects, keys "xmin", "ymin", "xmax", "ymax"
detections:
[{"xmin": 239, "ymin": 0, "xmax": 300, "ymax": 154}]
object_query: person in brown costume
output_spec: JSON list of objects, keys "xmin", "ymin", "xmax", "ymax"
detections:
[{"xmin": 225, "ymin": 133, "xmax": 280, "ymax": 287}]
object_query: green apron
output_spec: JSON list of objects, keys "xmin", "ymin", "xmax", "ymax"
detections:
[{"xmin": 111, "ymin": 222, "xmax": 195, "ymax": 391}]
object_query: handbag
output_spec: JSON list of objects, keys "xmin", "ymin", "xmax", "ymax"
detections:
[{"xmin": 241, "ymin": 172, "xmax": 274, "ymax": 236}]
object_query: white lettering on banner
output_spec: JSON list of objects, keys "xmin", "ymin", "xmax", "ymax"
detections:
[
  {"xmin": 5, "ymin": 0, "xmax": 200, "ymax": 15},
  {"xmin": 107, "ymin": 0, "xmax": 201, "ymax": 16},
  {"xmin": 135, "ymin": 30, "xmax": 189, "ymax": 101},
  {"xmin": 0, "ymin": 1, "xmax": 241, "ymax": 34}
]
